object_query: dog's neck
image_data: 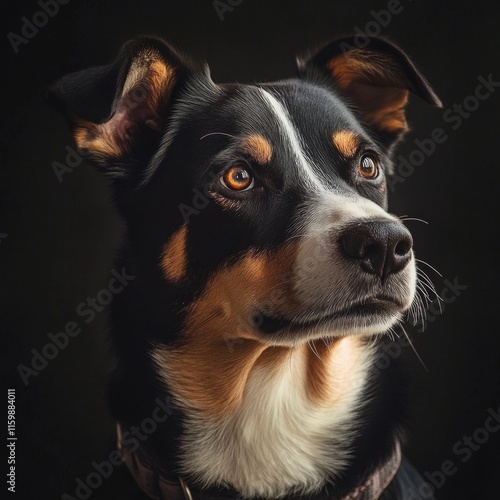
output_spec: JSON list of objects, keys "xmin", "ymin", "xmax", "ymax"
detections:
[
  {"xmin": 152, "ymin": 336, "xmax": 375, "ymax": 498},
  {"xmin": 153, "ymin": 335, "xmax": 371, "ymax": 415}
]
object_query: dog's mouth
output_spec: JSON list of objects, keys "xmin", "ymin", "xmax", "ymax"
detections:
[{"xmin": 251, "ymin": 295, "xmax": 405, "ymax": 341}]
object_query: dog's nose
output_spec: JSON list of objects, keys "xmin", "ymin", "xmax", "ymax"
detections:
[{"xmin": 340, "ymin": 220, "xmax": 413, "ymax": 279}]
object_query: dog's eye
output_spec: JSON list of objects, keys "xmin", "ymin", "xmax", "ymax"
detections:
[
  {"xmin": 221, "ymin": 166, "xmax": 254, "ymax": 191},
  {"xmin": 358, "ymin": 154, "xmax": 379, "ymax": 180}
]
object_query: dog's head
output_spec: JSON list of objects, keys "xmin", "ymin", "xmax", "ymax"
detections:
[{"xmin": 51, "ymin": 36, "xmax": 440, "ymax": 349}]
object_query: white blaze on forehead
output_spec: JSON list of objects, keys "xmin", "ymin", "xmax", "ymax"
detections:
[
  {"xmin": 317, "ymin": 191, "xmax": 396, "ymax": 224},
  {"xmin": 258, "ymin": 88, "xmax": 326, "ymax": 192}
]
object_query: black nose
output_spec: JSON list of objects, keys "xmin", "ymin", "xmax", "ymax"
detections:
[{"xmin": 340, "ymin": 220, "xmax": 413, "ymax": 279}]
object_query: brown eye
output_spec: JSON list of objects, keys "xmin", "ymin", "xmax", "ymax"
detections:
[
  {"xmin": 358, "ymin": 154, "xmax": 379, "ymax": 179},
  {"xmin": 221, "ymin": 166, "xmax": 254, "ymax": 191}
]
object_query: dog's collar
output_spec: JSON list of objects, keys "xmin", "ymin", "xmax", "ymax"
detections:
[{"xmin": 117, "ymin": 423, "xmax": 401, "ymax": 500}]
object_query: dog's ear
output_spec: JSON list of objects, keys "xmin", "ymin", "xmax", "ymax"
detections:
[
  {"xmin": 50, "ymin": 37, "xmax": 203, "ymax": 185},
  {"xmin": 298, "ymin": 36, "xmax": 442, "ymax": 146}
]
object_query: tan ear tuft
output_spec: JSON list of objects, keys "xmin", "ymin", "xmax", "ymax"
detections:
[{"xmin": 327, "ymin": 51, "xmax": 409, "ymax": 134}]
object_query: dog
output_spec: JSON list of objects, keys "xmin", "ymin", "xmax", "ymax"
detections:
[{"xmin": 51, "ymin": 34, "xmax": 441, "ymax": 499}]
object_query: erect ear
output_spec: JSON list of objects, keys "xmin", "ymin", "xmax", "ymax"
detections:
[
  {"xmin": 50, "ymin": 37, "xmax": 202, "ymax": 185},
  {"xmin": 298, "ymin": 36, "xmax": 442, "ymax": 146}
]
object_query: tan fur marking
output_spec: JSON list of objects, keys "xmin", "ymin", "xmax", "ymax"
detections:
[
  {"xmin": 327, "ymin": 54, "xmax": 376, "ymax": 91},
  {"xmin": 74, "ymin": 120, "xmax": 123, "ymax": 158},
  {"xmin": 142, "ymin": 60, "xmax": 176, "ymax": 112},
  {"xmin": 73, "ymin": 57, "xmax": 176, "ymax": 158},
  {"xmin": 362, "ymin": 87, "xmax": 409, "ymax": 133},
  {"xmin": 332, "ymin": 131, "xmax": 360, "ymax": 157},
  {"xmin": 305, "ymin": 337, "xmax": 365, "ymax": 405},
  {"xmin": 242, "ymin": 134, "xmax": 273, "ymax": 164},
  {"xmin": 154, "ymin": 246, "xmax": 304, "ymax": 417},
  {"xmin": 160, "ymin": 225, "xmax": 188, "ymax": 282},
  {"xmin": 327, "ymin": 53, "xmax": 409, "ymax": 133}
]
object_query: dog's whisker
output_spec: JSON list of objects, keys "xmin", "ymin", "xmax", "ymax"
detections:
[
  {"xmin": 415, "ymin": 281, "xmax": 431, "ymax": 302},
  {"xmin": 417, "ymin": 281, "xmax": 443, "ymax": 316},
  {"xmin": 416, "ymin": 294, "xmax": 427, "ymax": 321},
  {"xmin": 415, "ymin": 264, "xmax": 443, "ymax": 312},
  {"xmin": 415, "ymin": 286, "xmax": 432, "ymax": 311},
  {"xmin": 416, "ymin": 268, "xmax": 436, "ymax": 287},
  {"xmin": 386, "ymin": 328, "xmax": 395, "ymax": 341},
  {"xmin": 418, "ymin": 282, "xmax": 442, "ymax": 308},
  {"xmin": 409, "ymin": 291, "xmax": 426, "ymax": 327},
  {"xmin": 322, "ymin": 337, "xmax": 335, "ymax": 350},
  {"xmin": 199, "ymin": 132, "xmax": 237, "ymax": 141},
  {"xmin": 416, "ymin": 269, "xmax": 443, "ymax": 302},
  {"xmin": 416, "ymin": 266, "xmax": 437, "ymax": 284},
  {"xmin": 308, "ymin": 340, "xmax": 321, "ymax": 359},
  {"xmin": 416, "ymin": 282, "xmax": 438, "ymax": 305},
  {"xmin": 415, "ymin": 258, "xmax": 443, "ymax": 277},
  {"xmin": 407, "ymin": 303, "xmax": 417, "ymax": 327},
  {"xmin": 400, "ymin": 324, "xmax": 429, "ymax": 373},
  {"xmin": 187, "ymin": 310, "xmax": 223, "ymax": 338},
  {"xmin": 399, "ymin": 216, "xmax": 429, "ymax": 225}
]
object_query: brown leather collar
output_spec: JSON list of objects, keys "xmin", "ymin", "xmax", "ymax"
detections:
[{"xmin": 117, "ymin": 423, "xmax": 401, "ymax": 500}]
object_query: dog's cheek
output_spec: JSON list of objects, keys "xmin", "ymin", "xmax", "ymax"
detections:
[
  {"xmin": 151, "ymin": 246, "xmax": 303, "ymax": 416},
  {"xmin": 185, "ymin": 245, "xmax": 301, "ymax": 334}
]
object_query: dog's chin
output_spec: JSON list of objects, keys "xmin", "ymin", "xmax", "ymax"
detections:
[{"xmin": 251, "ymin": 298, "xmax": 406, "ymax": 346}]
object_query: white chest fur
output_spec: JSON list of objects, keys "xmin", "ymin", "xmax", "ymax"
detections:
[{"xmin": 177, "ymin": 341, "xmax": 374, "ymax": 499}]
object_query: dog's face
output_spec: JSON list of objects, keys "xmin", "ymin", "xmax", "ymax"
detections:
[{"xmin": 53, "ymin": 36, "xmax": 440, "ymax": 350}]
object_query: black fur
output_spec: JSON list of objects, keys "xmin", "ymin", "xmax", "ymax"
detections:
[{"xmin": 51, "ymin": 35, "xmax": 439, "ymax": 499}]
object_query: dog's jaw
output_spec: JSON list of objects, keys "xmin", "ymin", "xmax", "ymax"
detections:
[{"xmin": 152, "ymin": 336, "xmax": 375, "ymax": 498}]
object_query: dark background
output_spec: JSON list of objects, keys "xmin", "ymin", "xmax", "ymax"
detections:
[{"xmin": 2, "ymin": 1, "xmax": 499, "ymax": 499}]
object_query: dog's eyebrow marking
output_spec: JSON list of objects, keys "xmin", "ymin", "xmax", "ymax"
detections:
[
  {"xmin": 332, "ymin": 131, "xmax": 360, "ymax": 158},
  {"xmin": 242, "ymin": 134, "xmax": 273, "ymax": 164},
  {"xmin": 160, "ymin": 224, "xmax": 188, "ymax": 282},
  {"xmin": 258, "ymin": 89, "xmax": 325, "ymax": 191}
]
